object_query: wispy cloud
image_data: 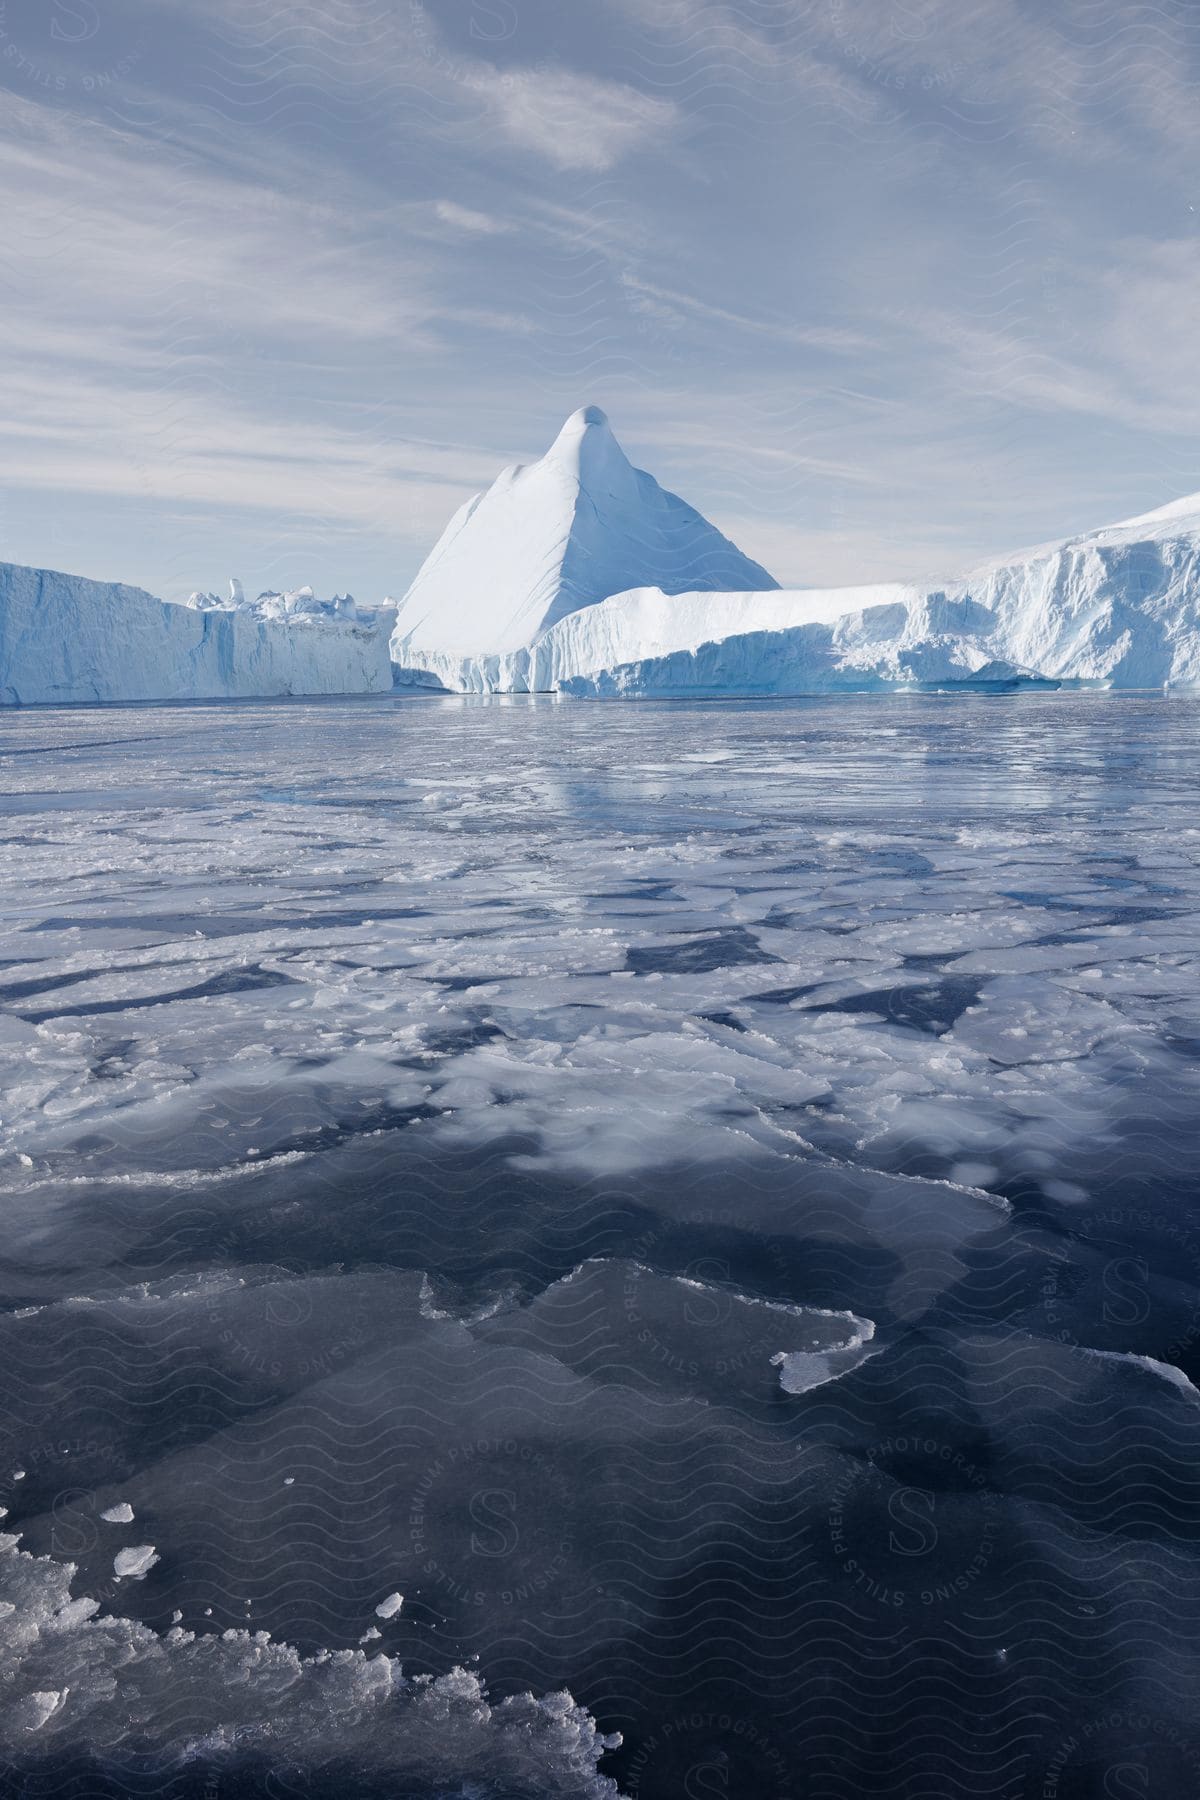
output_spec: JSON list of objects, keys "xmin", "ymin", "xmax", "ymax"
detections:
[
  {"xmin": 621, "ymin": 274, "xmax": 873, "ymax": 353},
  {"xmin": 476, "ymin": 65, "xmax": 680, "ymax": 171},
  {"xmin": 0, "ymin": 98, "xmax": 438, "ymax": 351},
  {"xmin": 434, "ymin": 199, "xmax": 506, "ymax": 233}
]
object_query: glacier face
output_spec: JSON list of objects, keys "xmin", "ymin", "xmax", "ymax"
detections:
[
  {"xmin": 389, "ymin": 405, "xmax": 779, "ymax": 660},
  {"xmin": 394, "ymin": 481, "xmax": 1200, "ymax": 695},
  {"xmin": 0, "ymin": 563, "xmax": 395, "ymax": 706}
]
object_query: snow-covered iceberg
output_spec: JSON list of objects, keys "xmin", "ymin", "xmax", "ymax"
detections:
[
  {"xmin": 7, "ymin": 407, "xmax": 1200, "ymax": 704},
  {"xmin": 392, "ymin": 414, "xmax": 1200, "ymax": 695},
  {"xmin": 390, "ymin": 404, "xmax": 778, "ymax": 660},
  {"xmin": 0, "ymin": 563, "xmax": 395, "ymax": 706}
]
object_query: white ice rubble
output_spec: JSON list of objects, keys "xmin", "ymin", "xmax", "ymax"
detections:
[
  {"xmin": 5, "ymin": 407, "xmax": 1200, "ymax": 702},
  {"xmin": 187, "ymin": 579, "xmax": 375, "ymax": 626},
  {"xmin": 0, "ymin": 1539, "xmax": 621, "ymax": 1795}
]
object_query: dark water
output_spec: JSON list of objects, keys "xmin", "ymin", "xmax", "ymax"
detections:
[{"xmin": 1, "ymin": 693, "xmax": 1200, "ymax": 1797}]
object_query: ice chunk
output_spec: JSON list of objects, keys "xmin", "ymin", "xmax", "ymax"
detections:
[
  {"xmin": 100, "ymin": 1503, "xmax": 134, "ymax": 1524},
  {"xmin": 113, "ymin": 1545, "xmax": 159, "ymax": 1580},
  {"xmin": 20, "ymin": 1691, "xmax": 67, "ymax": 1732},
  {"xmin": 771, "ymin": 1310, "xmax": 879, "ymax": 1395},
  {"xmin": 374, "ymin": 1591, "xmax": 404, "ymax": 1620},
  {"xmin": 1082, "ymin": 1348, "xmax": 1200, "ymax": 1401}
]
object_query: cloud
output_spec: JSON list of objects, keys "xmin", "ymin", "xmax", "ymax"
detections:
[
  {"xmin": 434, "ymin": 199, "xmax": 506, "ymax": 233},
  {"xmin": 3, "ymin": 0, "xmax": 1198, "ymax": 604},
  {"xmin": 620, "ymin": 274, "xmax": 873, "ymax": 353},
  {"xmin": 0, "ymin": 358, "xmax": 498, "ymax": 538},
  {"xmin": 157, "ymin": 0, "xmax": 679, "ymax": 173},
  {"xmin": 892, "ymin": 234, "xmax": 1200, "ymax": 443},
  {"xmin": 0, "ymin": 98, "xmax": 437, "ymax": 352},
  {"xmin": 477, "ymin": 65, "xmax": 680, "ymax": 171},
  {"xmin": 0, "ymin": 91, "xmax": 516, "ymax": 552}
]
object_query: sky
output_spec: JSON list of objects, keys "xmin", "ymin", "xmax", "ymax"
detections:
[{"xmin": 1, "ymin": 0, "xmax": 1199, "ymax": 606}]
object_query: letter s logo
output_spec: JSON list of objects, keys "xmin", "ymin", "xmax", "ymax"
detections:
[
  {"xmin": 51, "ymin": 1, "xmax": 100, "ymax": 42},
  {"xmin": 266, "ymin": 1773, "xmax": 310, "ymax": 1800},
  {"xmin": 684, "ymin": 1755, "xmax": 729, "ymax": 1799},
  {"xmin": 265, "ymin": 1283, "xmax": 312, "ymax": 1327},
  {"xmin": 470, "ymin": 1, "xmax": 517, "ymax": 41},
  {"xmin": 683, "ymin": 1259, "xmax": 731, "ymax": 1328},
  {"xmin": 264, "ymin": 1771, "xmax": 309, "ymax": 1800},
  {"xmin": 51, "ymin": 1487, "xmax": 97, "ymax": 1556},
  {"xmin": 469, "ymin": 1487, "xmax": 519, "ymax": 1557},
  {"xmin": 1102, "ymin": 1256, "xmax": 1151, "ymax": 1326},
  {"xmin": 888, "ymin": 1486, "xmax": 938, "ymax": 1557},
  {"xmin": 1103, "ymin": 1764, "xmax": 1149, "ymax": 1799},
  {"xmin": 890, "ymin": 0, "xmax": 935, "ymax": 42}
]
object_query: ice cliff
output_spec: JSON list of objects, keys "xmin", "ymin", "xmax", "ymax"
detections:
[{"xmin": 0, "ymin": 564, "xmax": 395, "ymax": 706}]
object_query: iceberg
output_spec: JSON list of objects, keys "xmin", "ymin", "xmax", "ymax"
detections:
[
  {"xmin": 389, "ymin": 403, "xmax": 778, "ymax": 661},
  {"xmin": 391, "ymin": 411, "xmax": 1200, "ymax": 695},
  {"xmin": 0, "ymin": 563, "xmax": 395, "ymax": 706},
  {"xmin": 5, "ymin": 406, "xmax": 1200, "ymax": 704}
]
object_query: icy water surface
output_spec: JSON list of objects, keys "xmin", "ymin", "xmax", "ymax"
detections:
[{"xmin": 2, "ymin": 693, "xmax": 1200, "ymax": 1797}]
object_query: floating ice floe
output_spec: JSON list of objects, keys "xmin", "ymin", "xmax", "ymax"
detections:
[
  {"xmin": 20, "ymin": 1690, "xmax": 67, "ymax": 1732},
  {"xmin": 770, "ymin": 1310, "xmax": 880, "ymax": 1395},
  {"xmin": 113, "ymin": 1545, "xmax": 159, "ymax": 1580}
]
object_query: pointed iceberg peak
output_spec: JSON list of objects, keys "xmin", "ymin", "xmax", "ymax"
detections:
[
  {"xmin": 549, "ymin": 404, "xmax": 614, "ymax": 446},
  {"xmin": 544, "ymin": 406, "xmax": 624, "ymax": 479},
  {"xmin": 556, "ymin": 403, "xmax": 611, "ymax": 437},
  {"xmin": 394, "ymin": 407, "xmax": 779, "ymax": 658}
]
